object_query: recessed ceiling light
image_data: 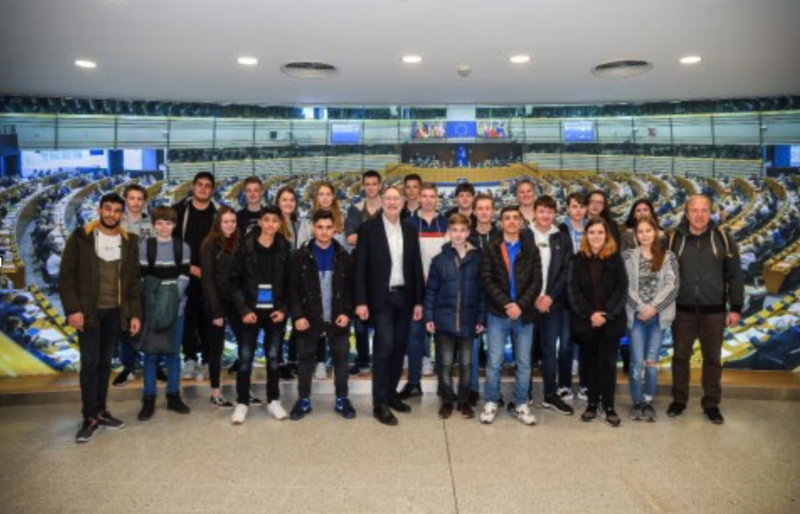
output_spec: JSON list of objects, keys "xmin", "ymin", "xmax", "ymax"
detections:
[
  {"xmin": 401, "ymin": 55, "xmax": 423, "ymax": 64},
  {"xmin": 679, "ymin": 55, "xmax": 703, "ymax": 65},
  {"xmin": 74, "ymin": 59, "xmax": 97, "ymax": 69},
  {"xmin": 509, "ymin": 54, "xmax": 531, "ymax": 64},
  {"xmin": 237, "ymin": 56, "xmax": 259, "ymax": 66}
]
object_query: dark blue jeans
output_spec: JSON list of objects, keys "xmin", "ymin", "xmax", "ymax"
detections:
[
  {"xmin": 79, "ymin": 308, "xmax": 120, "ymax": 419},
  {"xmin": 237, "ymin": 314, "xmax": 283, "ymax": 405},
  {"xmin": 353, "ymin": 318, "xmax": 372, "ymax": 367}
]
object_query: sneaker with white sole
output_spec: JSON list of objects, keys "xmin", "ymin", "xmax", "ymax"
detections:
[
  {"xmin": 480, "ymin": 402, "xmax": 499, "ymax": 424},
  {"xmin": 577, "ymin": 387, "xmax": 589, "ymax": 402},
  {"xmin": 182, "ymin": 360, "xmax": 197, "ymax": 381},
  {"xmin": 267, "ymin": 400, "xmax": 289, "ymax": 420},
  {"xmin": 315, "ymin": 362, "xmax": 327, "ymax": 380},
  {"xmin": 231, "ymin": 404, "xmax": 248, "ymax": 425},
  {"xmin": 514, "ymin": 404, "xmax": 537, "ymax": 426},
  {"xmin": 557, "ymin": 387, "xmax": 574, "ymax": 402},
  {"xmin": 422, "ymin": 357, "xmax": 434, "ymax": 377},
  {"xmin": 194, "ymin": 363, "xmax": 206, "ymax": 382}
]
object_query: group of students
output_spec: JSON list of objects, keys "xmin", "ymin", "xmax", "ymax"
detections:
[{"xmin": 59, "ymin": 170, "xmax": 744, "ymax": 443}]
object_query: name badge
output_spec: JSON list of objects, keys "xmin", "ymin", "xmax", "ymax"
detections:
[{"xmin": 257, "ymin": 284, "xmax": 273, "ymax": 310}]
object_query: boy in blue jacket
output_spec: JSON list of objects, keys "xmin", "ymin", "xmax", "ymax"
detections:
[{"xmin": 424, "ymin": 213, "xmax": 486, "ymax": 420}]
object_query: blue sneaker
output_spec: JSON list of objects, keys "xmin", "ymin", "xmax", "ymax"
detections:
[
  {"xmin": 290, "ymin": 399, "xmax": 312, "ymax": 421},
  {"xmin": 334, "ymin": 397, "xmax": 356, "ymax": 419}
]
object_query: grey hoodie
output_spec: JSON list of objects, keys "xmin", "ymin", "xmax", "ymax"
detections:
[{"xmin": 669, "ymin": 218, "xmax": 744, "ymax": 314}]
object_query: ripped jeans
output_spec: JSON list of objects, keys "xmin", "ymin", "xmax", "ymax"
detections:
[{"xmin": 629, "ymin": 315, "xmax": 664, "ymax": 404}]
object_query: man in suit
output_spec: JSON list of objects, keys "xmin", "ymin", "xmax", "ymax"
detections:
[{"xmin": 355, "ymin": 185, "xmax": 425, "ymax": 426}]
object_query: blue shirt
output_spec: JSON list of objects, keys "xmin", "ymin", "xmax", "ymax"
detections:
[
  {"xmin": 504, "ymin": 239, "xmax": 521, "ymax": 301},
  {"xmin": 311, "ymin": 241, "xmax": 335, "ymax": 322}
]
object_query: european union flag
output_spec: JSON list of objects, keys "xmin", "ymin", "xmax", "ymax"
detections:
[{"xmin": 446, "ymin": 121, "xmax": 477, "ymax": 138}]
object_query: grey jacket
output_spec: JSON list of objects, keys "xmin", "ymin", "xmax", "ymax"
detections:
[
  {"xmin": 669, "ymin": 219, "xmax": 745, "ymax": 314},
  {"xmin": 622, "ymin": 248, "xmax": 679, "ymax": 330}
]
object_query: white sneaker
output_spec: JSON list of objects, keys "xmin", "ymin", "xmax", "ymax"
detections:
[
  {"xmin": 182, "ymin": 360, "xmax": 196, "ymax": 381},
  {"xmin": 267, "ymin": 400, "xmax": 289, "ymax": 420},
  {"xmin": 231, "ymin": 404, "xmax": 248, "ymax": 425},
  {"xmin": 422, "ymin": 357, "xmax": 434, "ymax": 377},
  {"xmin": 572, "ymin": 360, "xmax": 579, "ymax": 377},
  {"xmin": 195, "ymin": 363, "xmax": 207, "ymax": 382},
  {"xmin": 480, "ymin": 402, "xmax": 499, "ymax": 424},
  {"xmin": 514, "ymin": 404, "xmax": 537, "ymax": 426},
  {"xmin": 315, "ymin": 362, "xmax": 327, "ymax": 380},
  {"xmin": 558, "ymin": 387, "xmax": 574, "ymax": 402},
  {"xmin": 578, "ymin": 387, "xmax": 589, "ymax": 402}
]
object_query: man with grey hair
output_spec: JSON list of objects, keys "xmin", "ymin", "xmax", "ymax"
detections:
[{"xmin": 667, "ymin": 194, "xmax": 744, "ymax": 425}]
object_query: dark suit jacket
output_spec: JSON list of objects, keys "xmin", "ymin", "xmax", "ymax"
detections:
[{"xmin": 354, "ymin": 215, "xmax": 425, "ymax": 314}]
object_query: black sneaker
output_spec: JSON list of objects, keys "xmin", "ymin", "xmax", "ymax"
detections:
[
  {"xmin": 249, "ymin": 394, "xmax": 263, "ymax": 406},
  {"xmin": 542, "ymin": 394, "xmax": 575, "ymax": 416},
  {"xmin": 348, "ymin": 363, "xmax": 370, "ymax": 377},
  {"xmin": 506, "ymin": 401, "xmax": 517, "ymax": 413},
  {"xmin": 290, "ymin": 399, "xmax": 312, "ymax": 421},
  {"xmin": 334, "ymin": 397, "xmax": 357, "ymax": 419},
  {"xmin": 139, "ymin": 395, "xmax": 156, "ymax": 421},
  {"xmin": 112, "ymin": 368, "xmax": 135, "ymax": 387},
  {"xmin": 167, "ymin": 393, "xmax": 191, "ymax": 414},
  {"xmin": 667, "ymin": 401, "xmax": 686, "ymax": 418},
  {"xmin": 279, "ymin": 364, "xmax": 295, "ymax": 380},
  {"xmin": 604, "ymin": 408, "xmax": 621, "ymax": 428},
  {"xmin": 228, "ymin": 360, "xmax": 240, "ymax": 375},
  {"xmin": 156, "ymin": 367, "xmax": 168, "ymax": 383},
  {"xmin": 704, "ymin": 407, "xmax": 725, "ymax": 425},
  {"xmin": 75, "ymin": 418, "xmax": 100, "ymax": 443},
  {"xmin": 581, "ymin": 404, "xmax": 598, "ymax": 423},
  {"xmin": 396, "ymin": 383, "xmax": 423, "ymax": 400},
  {"xmin": 468, "ymin": 390, "xmax": 480, "ymax": 407},
  {"xmin": 210, "ymin": 396, "xmax": 234, "ymax": 408},
  {"xmin": 97, "ymin": 411, "xmax": 126, "ymax": 430}
]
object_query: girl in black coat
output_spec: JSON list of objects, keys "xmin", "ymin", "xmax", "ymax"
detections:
[
  {"xmin": 568, "ymin": 217, "xmax": 628, "ymax": 427},
  {"xmin": 201, "ymin": 206, "xmax": 242, "ymax": 408}
]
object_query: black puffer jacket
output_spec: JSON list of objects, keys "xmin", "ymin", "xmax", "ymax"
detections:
[
  {"xmin": 200, "ymin": 239, "xmax": 237, "ymax": 320},
  {"xmin": 289, "ymin": 239, "xmax": 353, "ymax": 339},
  {"xmin": 480, "ymin": 235, "xmax": 543, "ymax": 324},
  {"xmin": 228, "ymin": 232, "xmax": 292, "ymax": 318}
]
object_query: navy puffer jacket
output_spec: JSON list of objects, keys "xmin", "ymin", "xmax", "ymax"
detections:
[{"xmin": 424, "ymin": 243, "xmax": 486, "ymax": 338}]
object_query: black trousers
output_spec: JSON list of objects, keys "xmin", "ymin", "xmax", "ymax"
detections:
[
  {"xmin": 371, "ymin": 290, "xmax": 412, "ymax": 406},
  {"xmin": 79, "ymin": 308, "xmax": 120, "ymax": 419},
  {"xmin": 574, "ymin": 318, "xmax": 623, "ymax": 410},
  {"xmin": 237, "ymin": 314, "xmax": 283, "ymax": 405},
  {"xmin": 297, "ymin": 325, "xmax": 350, "ymax": 399},
  {"xmin": 181, "ymin": 278, "xmax": 208, "ymax": 363},
  {"xmin": 206, "ymin": 301, "xmax": 245, "ymax": 389},
  {"xmin": 437, "ymin": 335, "xmax": 473, "ymax": 403}
]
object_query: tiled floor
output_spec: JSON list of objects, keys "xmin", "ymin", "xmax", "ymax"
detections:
[{"xmin": 1, "ymin": 393, "xmax": 799, "ymax": 514}]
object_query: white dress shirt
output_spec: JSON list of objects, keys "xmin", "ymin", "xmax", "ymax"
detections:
[{"xmin": 383, "ymin": 215, "xmax": 405, "ymax": 288}]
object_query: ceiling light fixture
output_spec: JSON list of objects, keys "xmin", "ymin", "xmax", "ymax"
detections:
[
  {"xmin": 509, "ymin": 54, "xmax": 531, "ymax": 64},
  {"xmin": 74, "ymin": 59, "xmax": 97, "ymax": 69},
  {"xmin": 679, "ymin": 55, "xmax": 703, "ymax": 65},
  {"xmin": 237, "ymin": 56, "xmax": 259, "ymax": 66},
  {"xmin": 401, "ymin": 55, "xmax": 423, "ymax": 64}
]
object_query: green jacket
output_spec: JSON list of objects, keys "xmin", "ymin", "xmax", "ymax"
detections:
[{"xmin": 59, "ymin": 220, "xmax": 143, "ymax": 330}]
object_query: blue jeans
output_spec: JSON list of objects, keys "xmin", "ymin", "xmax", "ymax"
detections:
[
  {"xmin": 406, "ymin": 319, "xmax": 430, "ymax": 385},
  {"xmin": 539, "ymin": 309, "xmax": 571, "ymax": 397},
  {"xmin": 118, "ymin": 331, "xmax": 141, "ymax": 371},
  {"xmin": 143, "ymin": 315, "xmax": 184, "ymax": 397},
  {"xmin": 485, "ymin": 314, "xmax": 534, "ymax": 406},
  {"xmin": 629, "ymin": 315, "xmax": 664, "ymax": 404},
  {"xmin": 470, "ymin": 334, "xmax": 485, "ymax": 393}
]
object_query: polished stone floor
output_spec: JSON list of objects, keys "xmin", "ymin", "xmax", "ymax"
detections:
[{"xmin": 1, "ymin": 392, "xmax": 798, "ymax": 514}]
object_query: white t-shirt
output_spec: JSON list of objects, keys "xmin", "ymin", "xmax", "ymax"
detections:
[
  {"xmin": 383, "ymin": 215, "xmax": 405, "ymax": 288},
  {"xmin": 96, "ymin": 231, "xmax": 122, "ymax": 262},
  {"xmin": 532, "ymin": 225, "xmax": 559, "ymax": 295}
]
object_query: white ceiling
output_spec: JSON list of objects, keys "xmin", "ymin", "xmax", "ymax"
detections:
[{"xmin": 1, "ymin": 0, "xmax": 799, "ymax": 106}]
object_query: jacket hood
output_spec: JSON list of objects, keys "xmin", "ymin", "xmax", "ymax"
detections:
[
  {"xmin": 441, "ymin": 241, "xmax": 479, "ymax": 259},
  {"xmin": 82, "ymin": 219, "xmax": 130, "ymax": 240}
]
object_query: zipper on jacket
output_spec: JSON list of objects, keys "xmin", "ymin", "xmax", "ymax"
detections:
[{"xmin": 454, "ymin": 253, "xmax": 461, "ymax": 333}]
